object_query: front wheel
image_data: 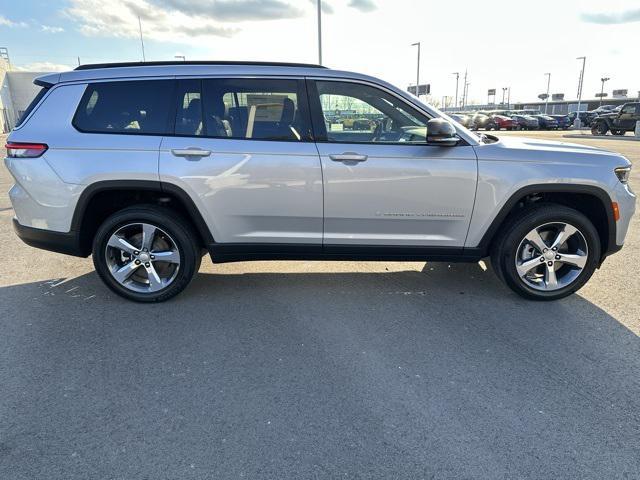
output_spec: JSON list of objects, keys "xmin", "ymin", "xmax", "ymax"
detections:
[
  {"xmin": 92, "ymin": 205, "xmax": 201, "ymax": 302},
  {"xmin": 491, "ymin": 204, "xmax": 600, "ymax": 301},
  {"xmin": 591, "ymin": 122, "xmax": 608, "ymax": 135}
]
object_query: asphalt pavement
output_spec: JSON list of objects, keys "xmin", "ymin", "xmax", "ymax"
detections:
[{"xmin": 1, "ymin": 131, "xmax": 638, "ymax": 479}]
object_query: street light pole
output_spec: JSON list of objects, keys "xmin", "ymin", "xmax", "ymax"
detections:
[
  {"xmin": 317, "ymin": 0, "xmax": 323, "ymax": 64},
  {"xmin": 411, "ymin": 42, "xmax": 421, "ymax": 98},
  {"xmin": 599, "ymin": 77, "xmax": 610, "ymax": 106},
  {"xmin": 462, "ymin": 70, "xmax": 468, "ymax": 107},
  {"xmin": 544, "ymin": 73, "xmax": 551, "ymax": 114},
  {"xmin": 501, "ymin": 87, "xmax": 507, "ymax": 105},
  {"xmin": 138, "ymin": 16, "xmax": 146, "ymax": 62},
  {"xmin": 575, "ymin": 56, "xmax": 586, "ymax": 128},
  {"xmin": 452, "ymin": 72, "xmax": 460, "ymax": 109}
]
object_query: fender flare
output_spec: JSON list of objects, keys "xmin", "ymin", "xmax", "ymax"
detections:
[
  {"xmin": 475, "ymin": 183, "xmax": 616, "ymax": 258},
  {"xmin": 71, "ymin": 180, "xmax": 214, "ymax": 252}
]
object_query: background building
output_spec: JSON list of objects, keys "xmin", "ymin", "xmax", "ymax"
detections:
[{"xmin": 0, "ymin": 58, "xmax": 48, "ymax": 133}]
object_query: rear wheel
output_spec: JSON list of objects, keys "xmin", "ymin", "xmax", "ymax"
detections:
[
  {"xmin": 92, "ymin": 205, "xmax": 201, "ymax": 302},
  {"xmin": 491, "ymin": 204, "xmax": 600, "ymax": 301}
]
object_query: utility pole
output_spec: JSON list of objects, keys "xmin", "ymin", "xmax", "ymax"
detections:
[
  {"xmin": 501, "ymin": 87, "xmax": 508, "ymax": 105},
  {"xmin": 411, "ymin": 42, "xmax": 421, "ymax": 98},
  {"xmin": 507, "ymin": 87, "xmax": 511, "ymax": 109},
  {"xmin": 464, "ymin": 82, "xmax": 470, "ymax": 107},
  {"xmin": 452, "ymin": 72, "xmax": 460, "ymax": 109},
  {"xmin": 599, "ymin": 76, "xmax": 610, "ymax": 106},
  {"xmin": 462, "ymin": 70, "xmax": 468, "ymax": 107},
  {"xmin": 77, "ymin": 56, "xmax": 81, "ymax": 66},
  {"xmin": 544, "ymin": 73, "xmax": 551, "ymax": 114},
  {"xmin": 575, "ymin": 56, "xmax": 586, "ymax": 128},
  {"xmin": 138, "ymin": 16, "xmax": 146, "ymax": 62},
  {"xmin": 317, "ymin": 0, "xmax": 322, "ymax": 64}
]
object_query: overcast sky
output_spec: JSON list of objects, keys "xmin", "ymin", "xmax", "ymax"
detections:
[{"xmin": 1, "ymin": 0, "xmax": 638, "ymax": 105}]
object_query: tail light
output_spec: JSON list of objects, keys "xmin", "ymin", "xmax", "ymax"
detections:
[{"xmin": 5, "ymin": 142, "xmax": 48, "ymax": 158}]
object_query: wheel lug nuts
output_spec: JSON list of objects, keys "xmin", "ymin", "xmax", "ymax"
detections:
[
  {"xmin": 133, "ymin": 251, "xmax": 139, "ymax": 255},
  {"xmin": 135, "ymin": 260, "xmax": 140, "ymax": 265},
  {"xmin": 547, "ymin": 261, "xmax": 553, "ymax": 266},
  {"xmin": 145, "ymin": 262, "xmax": 150, "ymax": 267},
  {"xmin": 150, "ymin": 255, "xmax": 155, "ymax": 260},
  {"xmin": 555, "ymin": 255, "xmax": 561, "ymax": 260},
  {"xmin": 539, "ymin": 257, "xmax": 545, "ymax": 262},
  {"xmin": 543, "ymin": 248, "xmax": 548, "ymax": 253}
]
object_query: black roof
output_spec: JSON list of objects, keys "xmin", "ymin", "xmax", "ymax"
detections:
[{"xmin": 75, "ymin": 60, "xmax": 326, "ymax": 71}]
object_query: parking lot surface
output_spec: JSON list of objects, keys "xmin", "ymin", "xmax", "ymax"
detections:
[{"xmin": 1, "ymin": 131, "xmax": 639, "ymax": 479}]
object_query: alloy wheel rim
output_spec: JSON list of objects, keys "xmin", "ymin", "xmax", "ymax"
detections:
[
  {"xmin": 105, "ymin": 223, "xmax": 181, "ymax": 293},
  {"xmin": 515, "ymin": 222, "xmax": 588, "ymax": 292}
]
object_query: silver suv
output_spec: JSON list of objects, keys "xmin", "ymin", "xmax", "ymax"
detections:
[{"xmin": 5, "ymin": 61, "xmax": 636, "ymax": 302}]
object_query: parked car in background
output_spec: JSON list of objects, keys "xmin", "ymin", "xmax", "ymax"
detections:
[
  {"xmin": 593, "ymin": 105, "xmax": 617, "ymax": 114},
  {"xmin": 470, "ymin": 112, "xmax": 496, "ymax": 130},
  {"xmin": 491, "ymin": 114, "xmax": 517, "ymax": 130},
  {"xmin": 591, "ymin": 102, "xmax": 640, "ymax": 136},
  {"xmin": 531, "ymin": 114, "xmax": 559, "ymax": 130},
  {"xmin": 448, "ymin": 113, "xmax": 474, "ymax": 129},
  {"xmin": 568, "ymin": 111, "xmax": 597, "ymax": 127},
  {"xmin": 510, "ymin": 114, "xmax": 539, "ymax": 130},
  {"xmin": 550, "ymin": 115, "xmax": 571, "ymax": 130}
]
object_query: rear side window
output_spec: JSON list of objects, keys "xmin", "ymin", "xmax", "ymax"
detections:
[
  {"xmin": 73, "ymin": 80, "xmax": 174, "ymax": 135},
  {"xmin": 201, "ymin": 78, "xmax": 312, "ymax": 141},
  {"xmin": 15, "ymin": 86, "xmax": 49, "ymax": 128}
]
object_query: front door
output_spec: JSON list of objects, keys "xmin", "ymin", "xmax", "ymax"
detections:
[
  {"xmin": 159, "ymin": 77, "xmax": 323, "ymax": 245},
  {"xmin": 308, "ymin": 79, "xmax": 478, "ymax": 248}
]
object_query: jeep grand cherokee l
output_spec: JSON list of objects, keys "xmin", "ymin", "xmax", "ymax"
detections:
[{"xmin": 5, "ymin": 61, "xmax": 636, "ymax": 302}]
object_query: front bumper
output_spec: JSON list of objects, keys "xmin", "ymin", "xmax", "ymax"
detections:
[{"xmin": 12, "ymin": 218, "xmax": 86, "ymax": 257}]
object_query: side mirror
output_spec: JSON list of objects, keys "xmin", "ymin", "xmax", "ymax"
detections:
[{"xmin": 426, "ymin": 118, "xmax": 460, "ymax": 147}]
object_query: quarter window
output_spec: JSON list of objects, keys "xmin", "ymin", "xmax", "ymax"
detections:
[
  {"xmin": 314, "ymin": 81, "xmax": 430, "ymax": 144},
  {"xmin": 201, "ymin": 78, "xmax": 312, "ymax": 141},
  {"xmin": 73, "ymin": 80, "xmax": 174, "ymax": 135}
]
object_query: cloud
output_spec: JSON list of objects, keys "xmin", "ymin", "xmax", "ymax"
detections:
[
  {"xmin": 15, "ymin": 62, "xmax": 74, "ymax": 72},
  {"xmin": 65, "ymin": 0, "xmax": 239, "ymax": 44},
  {"xmin": 41, "ymin": 25, "xmax": 65, "ymax": 33},
  {"xmin": 308, "ymin": 0, "xmax": 334, "ymax": 15},
  {"xmin": 348, "ymin": 0, "xmax": 376, "ymax": 13},
  {"xmin": 0, "ymin": 15, "xmax": 28, "ymax": 28},
  {"xmin": 153, "ymin": 0, "xmax": 304, "ymax": 21},
  {"xmin": 581, "ymin": 8, "xmax": 640, "ymax": 24}
]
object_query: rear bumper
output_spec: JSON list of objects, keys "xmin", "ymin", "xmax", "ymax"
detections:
[{"xmin": 12, "ymin": 218, "xmax": 86, "ymax": 257}]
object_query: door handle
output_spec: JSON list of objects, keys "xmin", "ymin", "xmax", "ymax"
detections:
[
  {"xmin": 329, "ymin": 152, "xmax": 368, "ymax": 162},
  {"xmin": 171, "ymin": 148, "xmax": 211, "ymax": 159}
]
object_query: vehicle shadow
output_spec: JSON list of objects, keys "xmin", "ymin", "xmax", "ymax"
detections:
[{"xmin": 1, "ymin": 263, "xmax": 639, "ymax": 478}]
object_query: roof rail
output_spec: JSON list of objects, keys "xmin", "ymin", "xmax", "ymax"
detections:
[{"xmin": 75, "ymin": 60, "xmax": 327, "ymax": 71}]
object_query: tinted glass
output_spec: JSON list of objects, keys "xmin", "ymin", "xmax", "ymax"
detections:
[
  {"xmin": 201, "ymin": 78, "xmax": 311, "ymax": 141},
  {"xmin": 174, "ymin": 79, "xmax": 203, "ymax": 136},
  {"xmin": 314, "ymin": 81, "xmax": 430, "ymax": 144},
  {"xmin": 15, "ymin": 86, "xmax": 49, "ymax": 128},
  {"xmin": 74, "ymin": 80, "xmax": 173, "ymax": 135}
]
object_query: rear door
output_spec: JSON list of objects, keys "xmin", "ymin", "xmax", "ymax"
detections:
[
  {"xmin": 159, "ymin": 77, "xmax": 323, "ymax": 245},
  {"xmin": 308, "ymin": 79, "xmax": 477, "ymax": 248}
]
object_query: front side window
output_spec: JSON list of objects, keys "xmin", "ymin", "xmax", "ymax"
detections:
[
  {"xmin": 73, "ymin": 80, "xmax": 174, "ymax": 135},
  {"xmin": 314, "ymin": 81, "xmax": 430, "ymax": 144},
  {"xmin": 201, "ymin": 78, "xmax": 312, "ymax": 141}
]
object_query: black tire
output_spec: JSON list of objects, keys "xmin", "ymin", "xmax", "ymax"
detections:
[
  {"xmin": 591, "ymin": 122, "xmax": 608, "ymax": 135},
  {"xmin": 490, "ymin": 204, "xmax": 601, "ymax": 301},
  {"xmin": 92, "ymin": 205, "xmax": 201, "ymax": 302}
]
